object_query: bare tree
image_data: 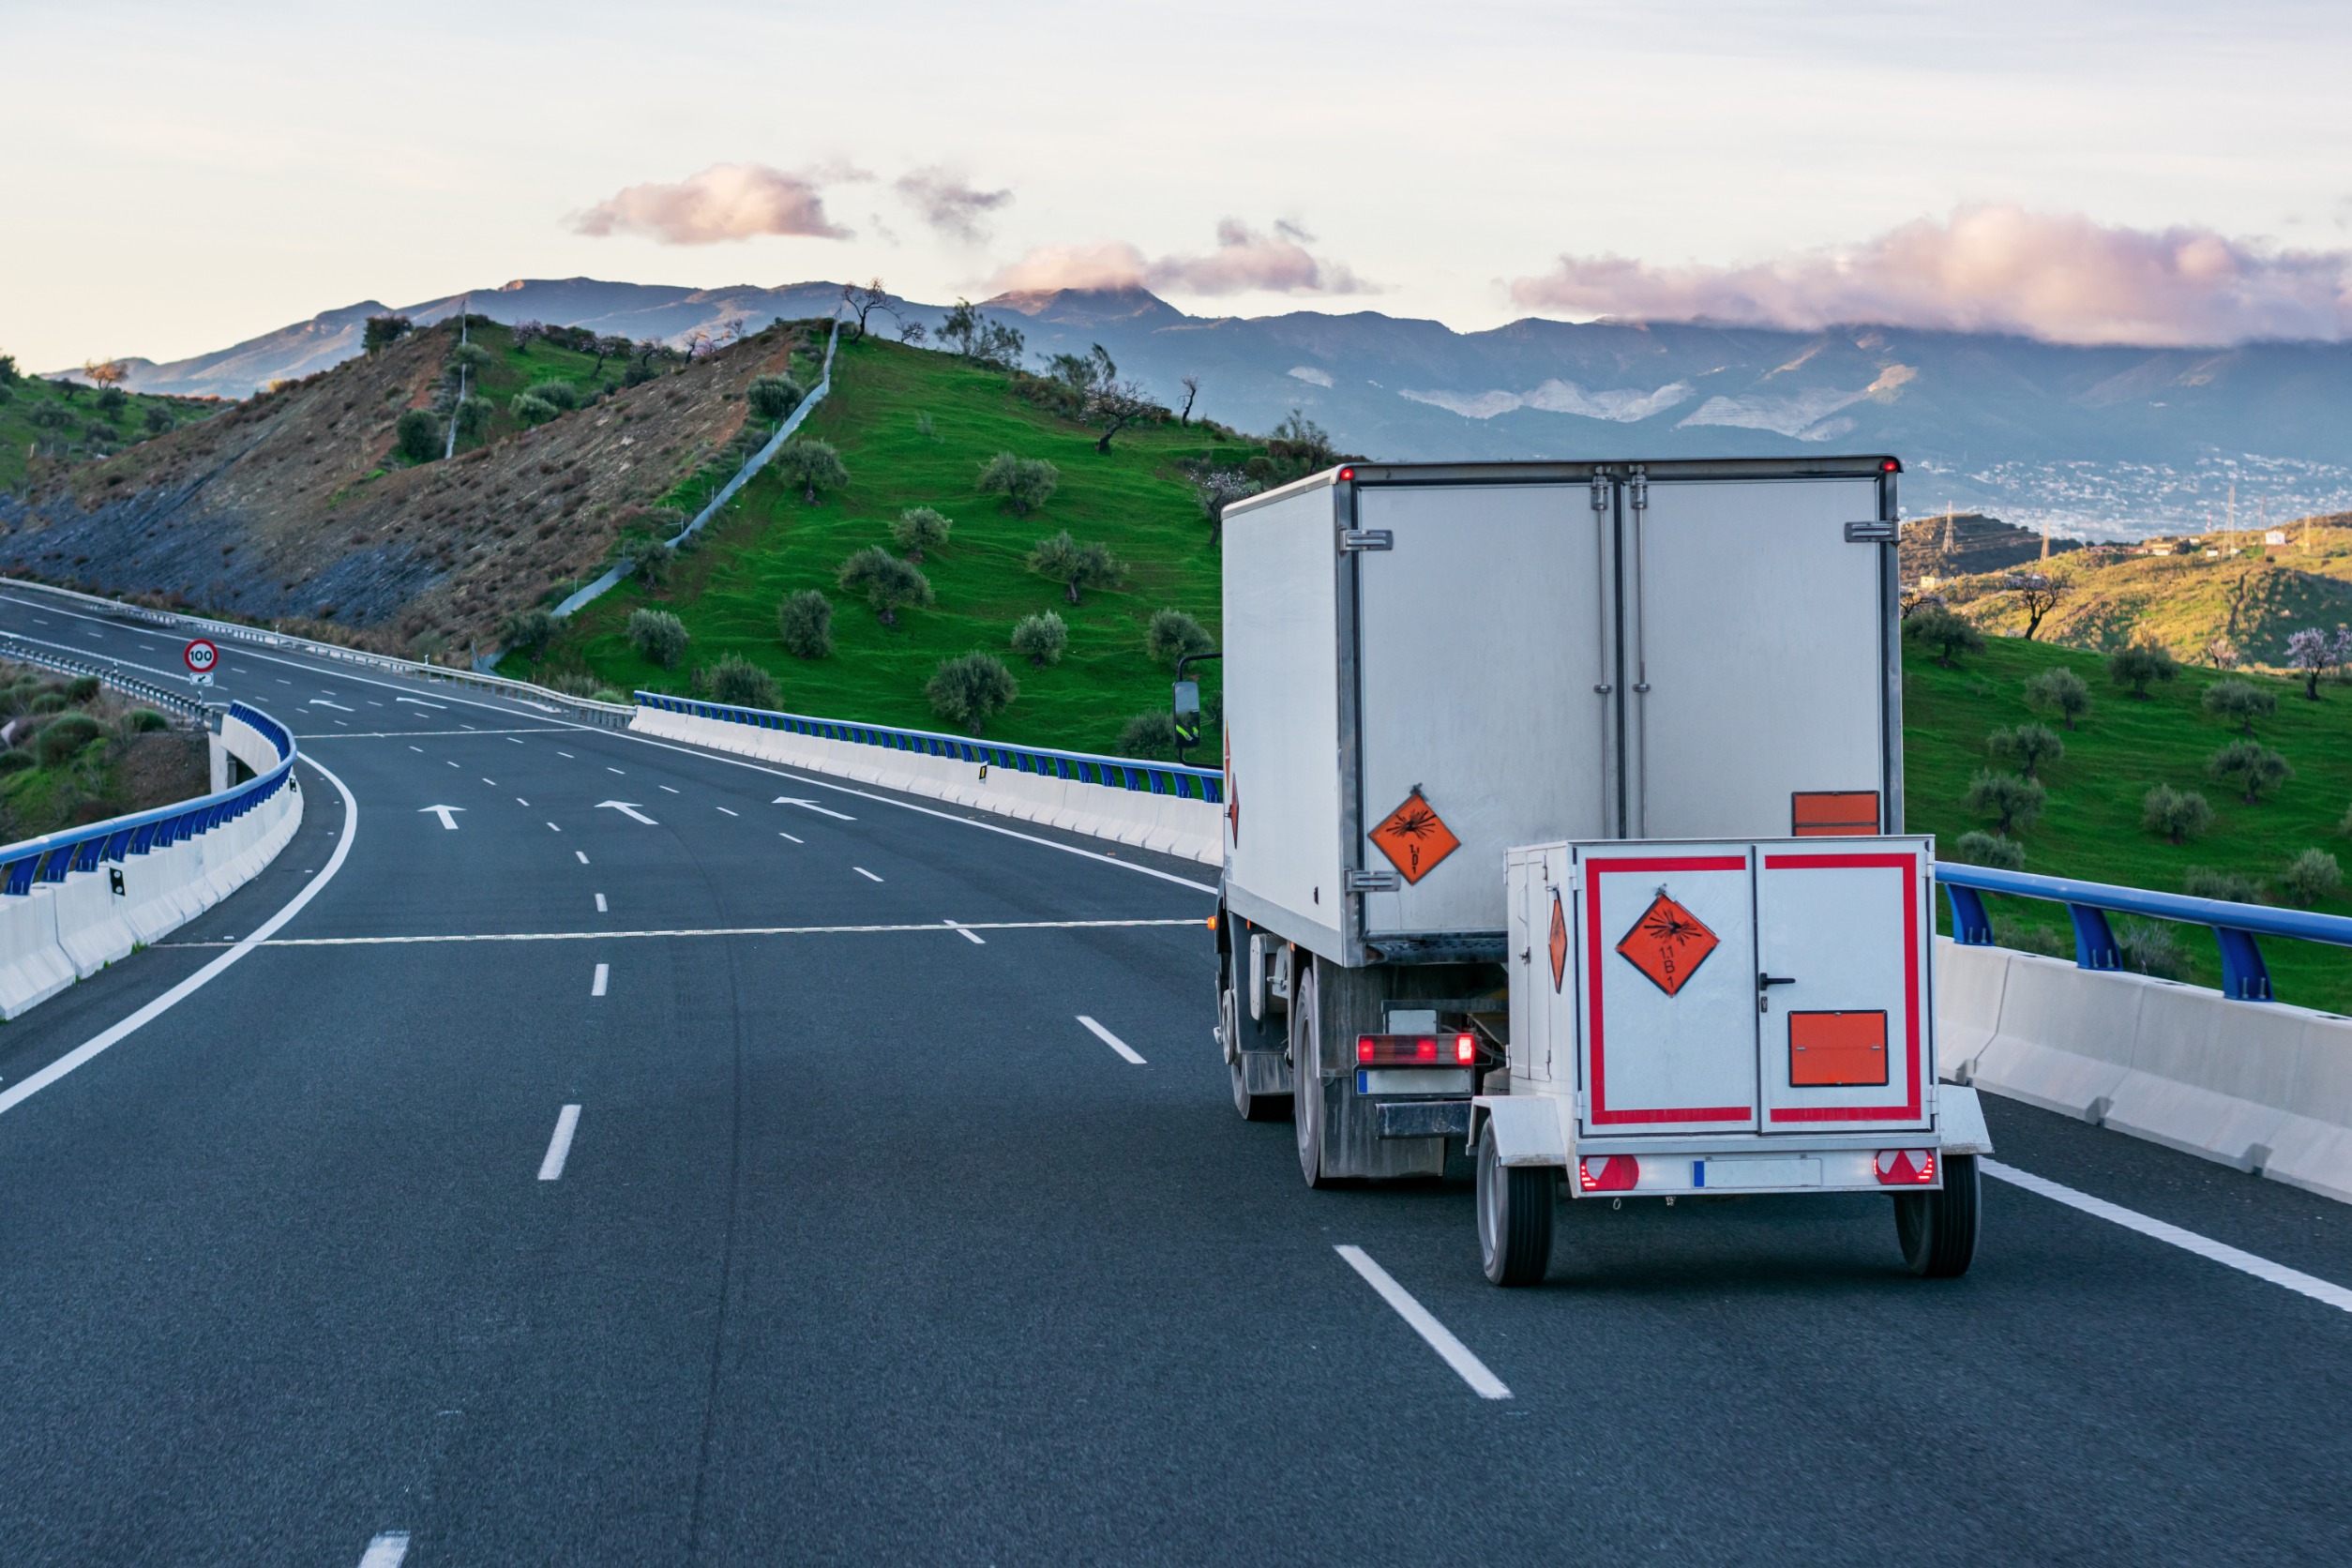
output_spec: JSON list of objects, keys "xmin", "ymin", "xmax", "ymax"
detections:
[
  {"xmin": 897, "ymin": 320, "xmax": 927, "ymax": 347},
  {"xmin": 1177, "ymin": 375, "xmax": 1200, "ymax": 425},
  {"xmin": 1193, "ymin": 468, "xmax": 1258, "ymax": 545},
  {"xmin": 589, "ymin": 334, "xmax": 627, "ymax": 378},
  {"xmin": 2000, "ymin": 570, "xmax": 2068, "ymax": 640},
  {"xmin": 83, "ymin": 358, "xmax": 128, "ymax": 390},
  {"xmin": 842, "ymin": 279, "xmax": 897, "ymax": 340},
  {"xmin": 1082, "ymin": 377, "xmax": 1164, "ymax": 453}
]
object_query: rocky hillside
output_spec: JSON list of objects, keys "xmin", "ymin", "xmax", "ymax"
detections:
[
  {"xmin": 1900, "ymin": 511, "xmax": 2081, "ymax": 584},
  {"xmin": 0, "ymin": 318, "xmax": 821, "ymax": 657}
]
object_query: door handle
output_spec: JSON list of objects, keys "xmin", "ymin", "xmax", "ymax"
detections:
[{"xmin": 1758, "ymin": 973, "xmax": 1796, "ymax": 1014}]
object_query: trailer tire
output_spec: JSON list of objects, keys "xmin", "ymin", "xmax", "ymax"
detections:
[
  {"xmin": 1293, "ymin": 964, "xmax": 1335, "ymax": 1187},
  {"xmin": 1476, "ymin": 1123, "xmax": 1555, "ymax": 1287},
  {"xmin": 1224, "ymin": 988, "xmax": 1288, "ymax": 1122},
  {"xmin": 1894, "ymin": 1154, "xmax": 1980, "ymax": 1278}
]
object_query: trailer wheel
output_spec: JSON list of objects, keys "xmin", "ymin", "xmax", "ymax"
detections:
[
  {"xmin": 1224, "ymin": 987, "xmax": 1288, "ymax": 1122},
  {"xmin": 1292, "ymin": 964, "xmax": 1334, "ymax": 1187},
  {"xmin": 1894, "ymin": 1153, "xmax": 1980, "ymax": 1278},
  {"xmin": 1476, "ymin": 1123, "xmax": 1555, "ymax": 1286}
]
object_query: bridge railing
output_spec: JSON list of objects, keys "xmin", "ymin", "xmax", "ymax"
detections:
[
  {"xmin": 1937, "ymin": 861, "xmax": 2352, "ymax": 1003},
  {"xmin": 633, "ymin": 692, "xmax": 1225, "ymax": 802}
]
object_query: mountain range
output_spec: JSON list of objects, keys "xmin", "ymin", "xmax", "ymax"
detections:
[{"xmin": 75, "ymin": 278, "xmax": 2352, "ymax": 538}]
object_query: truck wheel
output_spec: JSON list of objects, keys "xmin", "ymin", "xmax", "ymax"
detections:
[
  {"xmin": 1894, "ymin": 1153, "xmax": 1980, "ymax": 1278},
  {"xmin": 1292, "ymin": 964, "xmax": 1333, "ymax": 1187},
  {"xmin": 1224, "ymin": 987, "xmax": 1288, "ymax": 1122},
  {"xmin": 1476, "ymin": 1123, "xmax": 1555, "ymax": 1287}
]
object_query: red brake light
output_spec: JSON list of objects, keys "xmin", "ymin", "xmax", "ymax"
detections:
[
  {"xmin": 1415, "ymin": 1037, "xmax": 1437, "ymax": 1062},
  {"xmin": 1357, "ymin": 1035, "xmax": 1375, "ymax": 1063},
  {"xmin": 1879, "ymin": 458, "xmax": 1901, "ymax": 473},
  {"xmin": 1337, "ymin": 466, "xmax": 1355, "ymax": 481},
  {"xmin": 1578, "ymin": 1154, "xmax": 1639, "ymax": 1192},
  {"xmin": 1454, "ymin": 1033, "xmax": 1476, "ymax": 1063}
]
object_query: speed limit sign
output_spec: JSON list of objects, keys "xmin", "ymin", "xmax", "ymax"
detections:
[{"xmin": 184, "ymin": 639, "xmax": 219, "ymax": 686}]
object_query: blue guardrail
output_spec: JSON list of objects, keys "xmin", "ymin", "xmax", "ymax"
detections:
[{"xmin": 637, "ymin": 693, "xmax": 1224, "ymax": 803}]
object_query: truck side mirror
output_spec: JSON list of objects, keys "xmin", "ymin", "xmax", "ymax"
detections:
[{"xmin": 1171, "ymin": 679, "xmax": 1200, "ymax": 746}]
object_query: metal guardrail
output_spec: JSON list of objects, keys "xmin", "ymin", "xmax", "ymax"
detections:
[
  {"xmin": 1937, "ymin": 861, "xmax": 2352, "ymax": 1003},
  {"xmin": 0, "ymin": 700, "xmax": 296, "ymax": 897},
  {"xmin": 0, "ymin": 632, "xmax": 214, "ymax": 725},
  {"xmin": 637, "ymin": 692, "xmax": 1227, "ymax": 802}
]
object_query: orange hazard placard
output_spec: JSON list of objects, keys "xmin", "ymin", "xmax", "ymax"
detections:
[
  {"xmin": 1615, "ymin": 892, "xmax": 1720, "ymax": 997},
  {"xmin": 1548, "ymin": 888, "xmax": 1569, "ymax": 992},
  {"xmin": 1367, "ymin": 789, "xmax": 1460, "ymax": 884}
]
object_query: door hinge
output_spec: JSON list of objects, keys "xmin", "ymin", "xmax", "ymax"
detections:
[
  {"xmin": 1344, "ymin": 867, "xmax": 1401, "ymax": 893},
  {"xmin": 1590, "ymin": 473, "xmax": 1609, "ymax": 512},
  {"xmin": 1844, "ymin": 520, "xmax": 1897, "ymax": 543},
  {"xmin": 1339, "ymin": 529, "xmax": 1394, "ymax": 552},
  {"xmin": 1629, "ymin": 468, "xmax": 1648, "ymax": 511}
]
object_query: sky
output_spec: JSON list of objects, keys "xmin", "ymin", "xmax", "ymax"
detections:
[{"xmin": 5, "ymin": 0, "xmax": 2351, "ymax": 370}]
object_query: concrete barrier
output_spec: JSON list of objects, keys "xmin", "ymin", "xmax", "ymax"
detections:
[
  {"xmin": 1937, "ymin": 937, "xmax": 2352, "ymax": 1204},
  {"xmin": 631, "ymin": 705, "xmax": 1222, "ymax": 865}
]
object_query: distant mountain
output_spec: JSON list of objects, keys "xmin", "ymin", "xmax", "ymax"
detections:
[{"xmin": 77, "ymin": 278, "xmax": 2352, "ymax": 537}]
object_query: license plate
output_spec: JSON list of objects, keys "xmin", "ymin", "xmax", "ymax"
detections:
[{"xmin": 1696, "ymin": 1156, "xmax": 1822, "ymax": 1190}]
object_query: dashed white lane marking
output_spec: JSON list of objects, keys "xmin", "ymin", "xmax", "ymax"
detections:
[
  {"xmin": 774, "ymin": 795, "xmax": 855, "ymax": 821},
  {"xmin": 1983, "ymin": 1160, "xmax": 2352, "ymax": 1314},
  {"xmin": 591, "ymin": 963, "xmax": 609, "ymax": 997},
  {"xmin": 408, "ymin": 746, "xmax": 423, "ymax": 753},
  {"xmin": 575, "ymin": 851, "xmax": 589, "ymax": 864},
  {"xmin": 538, "ymin": 1106, "xmax": 580, "ymax": 1181},
  {"xmin": 445, "ymin": 761, "xmax": 459, "ymax": 769},
  {"xmin": 658, "ymin": 785, "xmax": 680, "ymax": 794},
  {"xmin": 162, "ymin": 917, "xmax": 1203, "ymax": 947},
  {"xmin": 1334, "ymin": 1245, "xmax": 1512, "ymax": 1400},
  {"xmin": 596, "ymin": 894, "xmax": 607, "ymax": 912},
  {"xmin": 308, "ymin": 698, "xmax": 354, "ymax": 712},
  {"xmin": 548, "ymin": 822, "xmax": 561, "ymax": 832},
  {"xmin": 517, "ymin": 797, "xmax": 531, "ymax": 807},
  {"xmin": 558, "ymin": 751, "xmax": 575, "ymax": 759},
  {"xmin": 608, "ymin": 767, "xmax": 625, "ymax": 775},
  {"xmin": 777, "ymin": 831, "xmax": 803, "ymax": 844},
  {"xmin": 716, "ymin": 807, "xmax": 737, "ymax": 817},
  {"xmin": 357, "ymin": 1531, "xmax": 412, "ymax": 1568},
  {"xmin": 1077, "ymin": 1015, "xmax": 1146, "ymax": 1064},
  {"xmin": 506, "ymin": 736, "xmax": 524, "ymax": 745},
  {"xmin": 852, "ymin": 867, "xmax": 883, "ymax": 882},
  {"xmin": 945, "ymin": 920, "xmax": 986, "ymax": 945},
  {"xmin": 395, "ymin": 697, "xmax": 445, "ymax": 710},
  {"xmin": 481, "ymin": 777, "xmax": 497, "ymax": 786}
]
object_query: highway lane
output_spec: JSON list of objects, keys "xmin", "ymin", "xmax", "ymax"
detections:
[{"xmin": 0, "ymin": 590, "xmax": 2346, "ymax": 1562}]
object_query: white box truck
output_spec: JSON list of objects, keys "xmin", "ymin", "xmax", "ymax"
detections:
[{"xmin": 1212, "ymin": 458, "xmax": 1992, "ymax": 1284}]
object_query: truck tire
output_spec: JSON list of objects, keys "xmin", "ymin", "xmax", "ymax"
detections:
[
  {"xmin": 1292, "ymin": 964, "xmax": 1334, "ymax": 1187},
  {"xmin": 1224, "ymin": 987, "xmax": 1288, "ymax": 1122},
  {"xmin": 1476, "ymin": 1123, "xmax": 1555, "ymax": 1286},
  {"xmin": 1894, "ymin": 1153, "xmax": 1980, "ymax": 1278}
]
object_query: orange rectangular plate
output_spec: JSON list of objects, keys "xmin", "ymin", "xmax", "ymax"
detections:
[
  {"xmin": 1788, "ymin": 1010, "xmax": 1889, "ymax": 1087},
  {"xmin": 1791, "ymin": 791, "xmax": 1880, "ymax": 837}
]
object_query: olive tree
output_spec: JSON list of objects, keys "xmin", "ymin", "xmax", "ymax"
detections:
[
  {"xmin": 394, "ymin": 409, "xmax": 443, "ymax": 463},
  {"xmin": 498, "ymin": 609, "xmax": 556, "ymax": 656},
  {"xmin": 747, "ymin": 375, "xmax": 805, "ymax": 424},
  {"xmin": 2107, "ymin": 642, "xmax": 2178, "ymax": 698},
  {"xmin": 1009, "ymin": 611, "xmax": 1068, "ymax": 667},
  {"xmin": 977, "ymin": 452, "xmax": 1059, "ymax": 516},
  {"xmin": 2206, "ymin": 739, "xmax": 2293, "ymax": 804},
  {"xmin": 708, "ymin": 654, "xmax": 780, "ymax": 709},
  {"xmin": 1901, "ymin": 605, "xmax": 1983, "ymax": 666},
  {"xmin": 2023, "ymin": 667, "xmax": 2091, "ymax": 730},
  {"xmin": 838, "ymin": 547, "xmax": 933, "ymax": 626},
  {"xmin": 2142, "ymin": 784, "xmax": 2213, "ymax": 845},
  {"xmin": 927, "ymin": 653, "xmax": 1018, "ymax": 733},
  {"xmin": 1985, "ymin": 722, "xmax": 2064, "ymax": 779},
  {"xmin": 892, "ymin": 506, "xmax": 952, "ymax": 562},
  {"xmin": 2281, "ymin": 848, "xmax": 2344, "ymax": 907},
  {"xmin": 626, "ymin": 608, "xmax": 690, "ymax": 669},
  {"xmin": 775, "ymin": 439, "xmax": 849, "ymax": 505},
  {"xmin": 1145, "ymin": 608, "xmax": 1214, "ymax": 668},
  {"xmin": 2201, "ymin": 677, "xmax": 2276, "ymax": 736},
  {"xmin": 1963, "ymin": 769, "xmax": 2045, "ymax": 835},
  {"xmin": 1028, "ymin": 531, "xmax": 1124, "ymax": 605},
  {"xmin": 777, "ymin": 589, "xmax": 834, "ymax": 658}
]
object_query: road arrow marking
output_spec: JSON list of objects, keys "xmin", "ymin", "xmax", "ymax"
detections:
[
  {"xmin": 596, "ymin": 800, "xmax": 658, "ymax": 825},
  {"xmin": 774, "ymin": 796, "xmax": 857, "ymax": 821},
  {"xmin": 420, "ymin": 805, "xmax": 464, "ymax": 830}
]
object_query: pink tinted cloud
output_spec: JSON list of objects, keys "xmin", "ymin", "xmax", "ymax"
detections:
[
  {"xmin": 988, "ymin": 221, "xmax": 1375, "ymax": 297},
  {"xmin": 1510, "ymin": 204, "xmax": 2352, "ymax": 346},
  {"xmin": 573, "ymin": 163, "xmax": 850, "ymax": 244}
]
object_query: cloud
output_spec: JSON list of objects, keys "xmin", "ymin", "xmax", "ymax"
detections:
[
  {"xmin": 1509, "ymin": 204, "xmax": 2352, "ymax": 346},
  {"xmin": 895, "ymin": 168, "xmax": 1014, "ymax": 243},
  {"xmin": 988, "ymin": 220, "xmax": 1377, "ymax": 298},
  {"xmin": 572, "ymin": 163, "xmax": 850, "ymax": 244}
]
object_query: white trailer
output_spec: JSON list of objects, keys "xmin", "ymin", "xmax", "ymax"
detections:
[{"xmin": 1212, "ymin": 458, "xmax": 1991, "ymax": 1283}]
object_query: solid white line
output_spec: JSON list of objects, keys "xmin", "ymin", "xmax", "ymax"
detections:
[
  {"xmin": 538, "ymin": 1105, "xmax": 580, "ymax": 1181},
  {"xmin": 945, "ymin": 920, "xmax": 986, "ymax": 945},
  {"xmin": 777, "ymin": 831, "xmax": 803, "ymax": 844},
  {"xmin": 575, "ymin": 851, "xmax": 589, "ymax": 864},
  {"xmin": 591, "ymin": 963, "xmax": 609, "ymax": 997},
  {"xmin": 1983, "ymin": 1159, "xmax": 2352, "ymax": 1314},
  {"xmin": 596, "ymin": 894, "xmax": 607, "ymax": 912},
  {"xmin": 853, "ymin": 867, "xmax": 883, "ymax": 882},
  {"xmin": 0, "ymin": 754, "xmax": 360, "ymax": 1122},
  {"xmin": 357, "ymin": 1531, "xmax": 412, "ymax": 1568},
  {"xmin": 1334, "ymin": 1245, "xmax": 1513, "ymax": 1399},
  {"xmin": 159, "ymin": 917, "xmax": 1204, "ymax": 947},
  {"xmin": 1077, "ymin": 1014, "xmax": 1146, "ymax": 1064}
]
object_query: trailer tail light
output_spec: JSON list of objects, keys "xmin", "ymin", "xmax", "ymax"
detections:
[
  {"xmin": 1454, "ymin": 1033, "xmax": 1476, "ymax": 1064},
  {"xmin": 1578, "ymin": 1154, "xmax": 1638, "ymax": 1192},
  {"xmin": 1880, "ymin": 458, "xmax": 1902, "ymax": 472},
  {"xmin": 1875, "ymin": 1149, "xmax": 1936, "ymax": 1185},
  {"xmin": 1355, "ymin": 1033, "xmax": 1479, "ymax": 1065},
  {"xmin": 1338, "ymin": 466, "xmax": 1355, "ymax": 481}
]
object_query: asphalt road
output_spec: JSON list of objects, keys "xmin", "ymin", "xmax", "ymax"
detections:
[{"xmin": 0, "ymin": 588, "xmax": 2346, "ymax": 1566}]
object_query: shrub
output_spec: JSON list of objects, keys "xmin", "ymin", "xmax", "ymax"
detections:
[
  {"xmin": 34, "ymin": 713, "xmax": 102, "ymax": 766},
  {"xmin": 2281, "ymin": 848, "xmax": 2344, "ymax": 907},
  {"xmin": 2116, "ymin": 919, "xmax": 2193, "ymax": 981},
  {"xmin": 0, "ymin": 750, "xmax": 31, "ymax": 774},
  {"xmin": 2107, "ymin": 642, "xmax": 2178, "ymax": 698},
  {"xmin": 2142, "ymin": 785, "xmax": 2213, "ymax": 845},
  {"xmin": 27, "ymin": 691, "xmax": 66, "ymax": 715},
  {"xmin": 1117, "ymin": 710, "xmax": 1183, "ymax": 760},
  {"xmin": 119, "ymin": 708, "xmax": 169, "ymax": 735},
  {"xmin": 65, "ymin": 675, "xmax": 99, "ymax": 703},
  {"xmin": 838, "ymin": 547, "xmax": 933, "ymax": 626},
  {"xmin": 1950, "ymin": 831, "xmax": 2026, "ymax": 870},
  {"xmin": 927, "ymin": 653, "xmax": 1018, "ymax": 734},
  {"xmin": 977, "ymin": 451, "xmax": 1060, "ymax": 515},
  {"xmin": 448, "ymin": 341, "xmax": 494, "ymax": 372},
  {"xmin": 708, "ymin": 654, "xmax": 779, "ymax": 710},
  {"xmin": 1962, "ymin": 769, "xmax": 2044, "ymax": 835},
  {"xmin": 2201, "ymin": 677, "xmax": 2276, "ymax": 736},
  {"xmin": 394, "ymin": 409, "xmax": 443, "ymax": 463},
  {"xmin": 143, "ymin": 403, "xmax": 174, "ymax": 434},
  {"xmin": 747, "ymin": 375, "xmax": 805, "ymax": 423},
  {"xmin": 2184, "ymin": 866, "xmax": 2266, "ymax": 904},
  {"xmin": 777, "ymin": 589, "xmax": 834, "ymax": 658},
  {"xmin": 1991, "ymin": 915, "xmax": 2072, "ymax": 959},
  {"xmin": 1028, "ymin": 530, "xmax": 1125, "ymax": 605},
  {"xmin": 622, "ymin": 536, "xmax": 674, "ymax": 587},
  {"xmin": 1145, "ymin": 608, "xmax": 1215, "ymax": 669},
  {"xmin": 626, "ymin": 608, "xmax": 690, "ymax": 669},
  {"xmin": 2205, "ymin": 739, "xmax": 2292, "ymax": 804},
  {"xmin": 1010, "ymin": 611, "xmax": 1069, "ymax": 667},
  {"xmin": 542, "ymin": 671, "xmax": 605, "ymax": 697},
  {"xmin": 510, "ymin": 393, "xmax": 560, "ymax": 428},
  {"xmin": 775, "ymin": 439, "xmax": 849, "ymax": 504},
  {"xmin": 2023, "ymin": 667, "xmax": 2092, "ymax": 730},
  {"xmin": 1901, "ymin": 605, "xmax": 1983, "ymax": 666},
  {"xmin": 1985, "ymin": 722, "xmax": 2063, "ymax": 779},
  {"xmin": 892, "ymin": 506, "xmax": 952, "ymax": 562},
  {"xmin": 526, "ymin": 380, "xmax": 582, "ymax": 411},
  {"xmin": 499, "ymin": 608, "xmax": 556, "ymax": 656}
]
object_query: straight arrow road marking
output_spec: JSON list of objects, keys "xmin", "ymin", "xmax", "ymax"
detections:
[
  {"xmin": 1078, "ymin": 1015, "xmax": 1146, "ymax": 1064},
  {"xmin": 596, "ymin": 801, "xmax": 657, "ymax": 825},
  {"xmin": 1334, "ymin": 1246, "xmax": 1512, "ymax": 1400},
  {"xmin": 775, "ymin": 796, "xmax": 856, "ymax": 821},
  {"xmin": 420, "ymin": 805, "xmax": 463, "ymax": 830}
]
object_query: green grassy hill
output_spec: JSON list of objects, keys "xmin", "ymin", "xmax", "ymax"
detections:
[
  {"xmin": 0, "ymin": 369, "xmax": 218, "ymax": 492},
  {"xmin": 522, "ymin": 333, "xmax": 1249, "ymax": 753},
  {"xmin": 1906, "ymin": 635, "xmax": 2352, "ymax": 1011}
]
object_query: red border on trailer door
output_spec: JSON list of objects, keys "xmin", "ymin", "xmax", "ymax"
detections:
[
  {"xmin": 1586, "ymin": 855, "xmax": 1752, "ymax": 1125},
  {"xmin": 1758, "ymin": 852, "xmax": 1922, "ymax": 1123}
]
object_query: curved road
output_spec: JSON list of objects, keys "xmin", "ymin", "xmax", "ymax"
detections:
[{"xmin": 0, "ymin": 588, "xmax": 2346, "ymax": 1564}]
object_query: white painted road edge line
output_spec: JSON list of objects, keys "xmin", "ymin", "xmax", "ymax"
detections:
[
  {"xmin": 1334, "ymin": 1245, "xmax": 1513, "ymax": 1400},
  {"xmin": 357, "ymin": 1530, "xmax": 411, "ymax": 1567},
  {"xmin": 538, "ymin": 1105, "xmax": 581, "ymax": 1181},
  {"xmin": 1983, "ymin": 1159, "xmax": 2352, "ymax": 1314},
  {"xmin": 945, "ymin": 920, "xmax": 986, "ymax": 944},
  {"xmin": 591, "ymin": 963, "xmax": 609, "ymax": 997},
  {"xmin": 1077, "ymin": 1015, "xmax": 1146, "ymax": 1064},
  {"xmin": 0, "ymin": 755, "xmax": 359, "ymax": 1122},
  {"xmin": 160, "ymin": 917, "xmax": 1207, "ymax": 946}
]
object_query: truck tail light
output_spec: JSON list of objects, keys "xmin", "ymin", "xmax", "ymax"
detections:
[
  {"xmin": 1875, "ymin": 1149, "xmax": 1936, "ymax": 1185},
  {"xmin": 1454, "ymin": 1033, "xmax": 1476, "ymax": 1064},
  {"xmin": 1357, "ymin": 1033, "xmax": 1480, "ymax": 1066},
  {"xmin": 1578, "ymin": 1154, "xmax": 1638, "ymax": 1192}
]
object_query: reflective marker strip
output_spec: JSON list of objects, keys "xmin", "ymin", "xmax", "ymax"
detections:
[
  {"xmin": 1077, "ymin": 1015, "xmax": 1146, "ymax": 1064},
  {"xmin": 1334, "ymin": 1245, "xmax": 1512, "ymax": 1400},
  {"xmin": 1984, "ymin": 1159, "xmax": 2352, "ymax": 1314},
  {"xmin": 538, "ymin": 1106, "xmax": 580, "ymax": 1181},
  {"xmin": 357, "ymin": 1532, "xmax": 411, "ymax": 1568}
]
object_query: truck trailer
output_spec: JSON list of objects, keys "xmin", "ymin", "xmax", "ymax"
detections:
[{"xmin": 1212, "ymin": 458, "xmax": 1990, "ymax": 1285}]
